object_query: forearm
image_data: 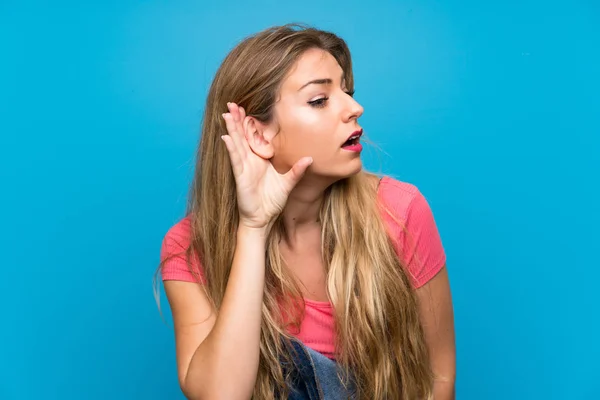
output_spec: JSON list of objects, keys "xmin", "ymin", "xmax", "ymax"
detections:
[{"xmin": 184, "ymin": 225, "xmax": 267, "ymax": 399}]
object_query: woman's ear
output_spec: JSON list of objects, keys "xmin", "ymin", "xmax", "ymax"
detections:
[{"xmin": 244, "ymin": 117, "xmax": 275, "ymax": 159}]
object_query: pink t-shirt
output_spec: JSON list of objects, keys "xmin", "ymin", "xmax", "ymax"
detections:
[{"xmin": 160, "ymin": 176, "xmax": 446, "ymax": 359}]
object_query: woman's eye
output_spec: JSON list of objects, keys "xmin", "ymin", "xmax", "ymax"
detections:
[
  {"xmin": 308, "ymin": 97, "xmax": 328, "ymax": 108},
  {"xmin": 307, "ymin": 90, "xmax": 354, "ymax": 108}
]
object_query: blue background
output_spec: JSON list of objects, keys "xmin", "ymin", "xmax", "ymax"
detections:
[{"xmin": 1, "ymin": 1, "xmax": 598, "ymax": 399}]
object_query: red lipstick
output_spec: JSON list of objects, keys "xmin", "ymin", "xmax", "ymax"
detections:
[{"xmin": 341, "ymin": 129, "xmax": 363, "ymax": 152}]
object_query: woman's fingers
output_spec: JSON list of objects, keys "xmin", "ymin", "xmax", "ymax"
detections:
[
  {"xmin": 223, "ymin": 110, "xmax": 247, "ymax": 159},
  {"xmin": 238, "ymin": 106, "xmax": 252, "ymax": 144},
  {"xmin": 282, "ymin": 156, "xmax": 313, "ymax": 191},
  {"xmin": 227, "ymin": 102, "xmax": 251, "ymax": 154},
  {"xmin": 232, "ymin": 103, "xmax": 249, "ymax": 146},
  {"xmin": 221, "ymin": 135, "xmax": 244, "ymax": 177}
]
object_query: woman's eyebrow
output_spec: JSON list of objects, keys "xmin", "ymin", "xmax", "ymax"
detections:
[
  {"xmin": 298, "ymin": 78, "xmax": 333, "ymax": 91},
  {"xmin": 298, "ymin": 73, "xmax": 346, "ymax": 91}
]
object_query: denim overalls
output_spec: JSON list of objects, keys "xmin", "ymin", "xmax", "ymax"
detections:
[{"xmin": 283, "ymin": 339, "xmax": 356, "ymax": 400}]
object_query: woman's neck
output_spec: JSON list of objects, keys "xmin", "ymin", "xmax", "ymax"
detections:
[{"xmin": 281, "ymin": 175, "xmax": 332, "ymax": 246}]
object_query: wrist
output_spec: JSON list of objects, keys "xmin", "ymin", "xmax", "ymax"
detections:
[{"xmin": 237, "ymin": 222, "xmax": 269, "ymax": 238}]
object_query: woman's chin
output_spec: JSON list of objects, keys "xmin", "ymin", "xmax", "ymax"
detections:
[
  {"xmin": 330, "ymin": 159, "xmax": 363, "ymax": 180},
  {"xmin": 304, "ymin": 158, "xmax": 363, "ymax": 183},
  {"xmin": 346, "ymin": 158, "xmax": 363, "ymax": 176}
]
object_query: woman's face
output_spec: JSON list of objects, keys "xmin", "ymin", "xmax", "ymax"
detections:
[{"xmin": 263, "ymin": 48, "xmax": 365, "ymax": 180}]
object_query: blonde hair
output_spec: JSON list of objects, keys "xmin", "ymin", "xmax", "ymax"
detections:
[{"xmin": 159, "ymin": 23, "xmax": 433, "ymax": 399}]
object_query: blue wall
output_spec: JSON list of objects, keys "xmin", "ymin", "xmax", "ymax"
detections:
[{"xmin": 1, "ymin": 1, "xmax": 598, "ymax": 399}]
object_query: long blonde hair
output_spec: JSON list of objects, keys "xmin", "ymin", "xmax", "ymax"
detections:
[{"xmin": 160, "ymin": 23, "xmax": 433, "ymax": 399}]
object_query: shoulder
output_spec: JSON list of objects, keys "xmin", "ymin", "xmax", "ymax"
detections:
[
  {"xmin": 160, "ymin": 215, "xmax": 205, "ymax": 283},
  {"xmin": 162, "ymin": 215, "xmax": 193, "ymax": 250},
  {"xmin": 376, "ymin": 176, "xmax": 447, "ymax": 288},
  {"xmin": 376, "ymin": 175, "xmax": 441, "ymax": 237},
  {"xmin": 376, "ymin": 176, "xmax": 422, "ymax": 222}
]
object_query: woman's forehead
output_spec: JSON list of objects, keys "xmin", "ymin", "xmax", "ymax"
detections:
[{"xmin": 281, "ymin": 49, "xmax": 344, "ymax": 92}]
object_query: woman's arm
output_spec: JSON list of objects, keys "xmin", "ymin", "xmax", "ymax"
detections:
[
  {"xmin": 164, "ymin": 102, "xmax": 312, "ymax": 399},
  {"xmin": 415, "ymin": 266, "xmax": 456, "ymax": 400},
  {"xmin": 164, "ymin": 224, "xmax": 268, "ymax": 400}
]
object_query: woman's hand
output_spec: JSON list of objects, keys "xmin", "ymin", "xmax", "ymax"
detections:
[{"xmin": 221, "ymin": 102, "xmax": 313, "ymax": 230}]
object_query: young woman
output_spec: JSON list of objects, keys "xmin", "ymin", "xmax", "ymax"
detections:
[{"xmin": 158, "ymin": 24, "xmax": 455, "ymax": 400}]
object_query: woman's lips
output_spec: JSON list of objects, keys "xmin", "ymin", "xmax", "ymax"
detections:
[
  {"xmin": 341, "ymin": 129, "xmax": 363, "ymax": 148},
  {"xmin": 341, "ymin": 141, "xmax": 363, "ymax": 152}
]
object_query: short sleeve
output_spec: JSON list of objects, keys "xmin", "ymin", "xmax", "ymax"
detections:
[
  {"xmin": 400, "ymin": 191, "xmax": 447, "ymax": 288},
  {"xmin": 160, "ymin": 216, "xmax": 205, "ymax": 284},
  {"xmin": 378, "ymin": 178, "xmax": 447, "ymax": 288}
]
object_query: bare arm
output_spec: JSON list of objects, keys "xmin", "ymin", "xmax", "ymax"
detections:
[
  {"xmin": 164, "ymin": 225, "xmax": 267, "ymax": 400},
  {"xmin": 415, "ymin": 266, "xmax": 456, "ymax": 400},
  {"xmin": 164, "ymin": 102, "xmax": 312, "ymax": 399}
]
